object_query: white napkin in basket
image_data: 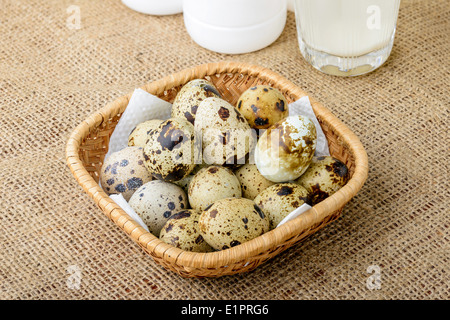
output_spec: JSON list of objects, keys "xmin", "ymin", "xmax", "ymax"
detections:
[{"xmin": 104, "ymin": 88, "xmax": 172, "ymax": 160}]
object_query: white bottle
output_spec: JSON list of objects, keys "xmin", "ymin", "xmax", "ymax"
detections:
[
  {"xmin": 183, "ymin": 0, "xmax": 288, "ymax": 54},
  {"xmin": 121, "ymin": 0, "xmax": 183, "ymax": 15}
]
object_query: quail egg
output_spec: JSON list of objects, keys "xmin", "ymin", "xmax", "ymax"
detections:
[
  {"xmin": 236, "ymin": 85, "xmax": 289, "ymax": 130},
  {"xmin": 188, "ymin": 165, "xmax": 242, "ymax": 212},
  {"xmin": 195, "ymin": 97, "xmax": 256, "ymax": 168},
  {"xmin": 99, "ymin": 146, "xmax": 153, "ymax": 201},
  {"xmin": 254, "ymin": 183, "xmax": 310, "ymax": 229},
  {"xmin": 171, "ymin": 79, "xmax": 222, "ymax": 125},
  {"xmin": 160, "ymin": 209, "xmax": 214, "ymax": 252},
  {"xmin": 128, "ymin": 180, "xmax": 188, "ymax": 237},
  {"xmin": 143, "ymin": 117, "xmax": 196, "ymax": 182},
  {"xmin": 198, "ymin": 198, "xmax": 270, "ymax": 251},
  {"xmin": 128, "ymin": 119, "xmax": 163, "ymax": 148},
  {"xmin": 255, "ymin": 115, "xmax": 317, "ymax": 183},
  {"xmin": 295, "ymin": 156, "xmax": 350, "ymax": 205},
  {"xmin": 234, "ymin": 163, "xmax": 275, "ymax": 200}
]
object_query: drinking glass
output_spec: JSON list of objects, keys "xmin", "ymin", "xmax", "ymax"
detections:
[{"xmin": 294, "ymin": 0, "xmax": 401, "ymax": 76}]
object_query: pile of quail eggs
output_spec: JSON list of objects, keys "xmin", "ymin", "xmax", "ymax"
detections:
[{"xmin": 100, "ymin": 79, "xmax": 349, "ymax": 252}]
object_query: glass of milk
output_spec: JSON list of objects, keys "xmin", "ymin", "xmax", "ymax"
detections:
[{"xmin": 294, "ymin": 0, "xmax": 401, "ymax": 76}]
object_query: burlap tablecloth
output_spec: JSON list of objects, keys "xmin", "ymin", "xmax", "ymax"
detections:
[{"xmin": 1, "ymin": 0, "xmax": 448, "ymax": 300}]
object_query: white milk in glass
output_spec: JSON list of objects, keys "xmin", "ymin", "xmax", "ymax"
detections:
[{"xmin": 294, "ymin": 0, "xmax": 401, "ymax": 76}]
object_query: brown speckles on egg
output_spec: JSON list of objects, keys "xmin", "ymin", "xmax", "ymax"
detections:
[
  {"xmin": 110, "ymin": 162, "xmax": 119, "ymax": 174},
  {"xmin": 128, "ymin": 119, "xmax": 163, "ymax": 148},
  {"xmin": 276, "ymin": 99, "xmax": 286, "ymax": 112},
  {"xmin": 236, "ymin": 85, "xmax": 289, "ymax": 129},
  {"xmin": 296, "ymin": 156, "xmax": 349, "ymax": 205},
  {"xmin": 254, "ymin": 183, "xmax": 310, "ymax": 229},
  {"xmin": 253, "ymin": 204, "xmax": 265, "ymax": 219},
  {"xmin": 126, "ymin": 177, "xmax": 143, "ymax": 190},
  {"xmin": 167, "ymin": 202, "xmax": 175, "ymax": 210},
  {"xmin": 209, "ymin": 209, "xmax": 218, "ymax": 218},
  {"xmin": 198, "ymin": 198, "xmax": 270, "ymax": 251},
  {"xmin": 165, "ymin": 223, "xmax": 174, "ymax": 233},
  {"xmin": 171, "ymin": 79, "xmax": 221, "ymax": 125},
  {"xmin": 143, "ymin": 118, "xmax": 196, "ymax": 182},
  {"xmin": 99, "ymin": 147, "xmax": 153, "ymax": 201},
  {"xmin": 184, "ymin": 111, "xmax": 195, "ymax": 124},
  {"xmin": 230, "ymin": 240, "xmax": 241, "ymax": 247},
  {"xmin": 156, "ymin": 121, "xmax": 186, "ymax": 152},
  {"xmin": 160, "ymin": 209, "xmax": 214, "ymax": 252},
  {"xmin": 115, "ymin": 184, "xmax": 126, "ymax": 193},
  {"xmin": 218, "ymin": 106, "xmax": 230, "ymax": 120},
  {"xmin": 254, "ymin": 117, "xmax": 269, "ymax": 127},
  {"xmin": 208, "ymin": 166, "xmax": 219, "ymax": 174},
  {"xmin": 203, "ymin": 203, "xmax": 214, "ymax": 212},
  {"xmin": 276, "ymin": 185, "xmax": 293, "ymax": 196}
]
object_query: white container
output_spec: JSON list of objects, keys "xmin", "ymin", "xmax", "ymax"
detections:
[
  {"xmin": 122, "ymin": 0, "xmax": 183, "ymax": 15},
  {"xmin": 287, "ymin": 0, "xmax": 295, "ymax": 12},
  {"xmin": 183, "ymin": 0, "xmax": 287, "ymax": 54},
  {"xmin": 294, "ymin": 0, "xmax": 401, "ymax": 76}
]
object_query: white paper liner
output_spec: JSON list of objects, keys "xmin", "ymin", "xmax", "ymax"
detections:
[
  {"xmin": 276, "ymin": 203, "xmax": 312, "ymax": 228},
  {"xmin": 104, "ymin": 88, "xmax": 172, "ymax": 160},
  {"xmin": 103, "ymin": 88, "xmax": 330, "ymax": 232},
  {"xmin": 109, "ymin": 194, "xmax": 150, "ymax": 232}
]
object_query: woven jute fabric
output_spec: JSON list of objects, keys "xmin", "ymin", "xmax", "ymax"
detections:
[{"xmin": 0, "ymin": 0, "xmax": 448, "ymax": 299}]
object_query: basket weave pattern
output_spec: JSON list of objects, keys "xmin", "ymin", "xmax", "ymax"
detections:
[{"xmin": 66, "ymin": 62, "xmax": 368, "ymax": 278}]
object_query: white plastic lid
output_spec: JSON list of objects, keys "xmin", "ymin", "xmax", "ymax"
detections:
[
  {"xmin": 183, "ymin": 0, "xmax": 287, "ymax": 28},
  {"xmin": 121, "ymin": 0, "xmax": 183, "ymax": 16}
]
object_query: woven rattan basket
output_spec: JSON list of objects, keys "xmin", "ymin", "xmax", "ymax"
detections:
[{"xmin": 66, "ymin": 61, "xmax": 368, "ymax": 278}]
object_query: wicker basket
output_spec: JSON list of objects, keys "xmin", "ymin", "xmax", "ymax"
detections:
[{"xmin": 66, "ymin": 61, "xmax": 368, "ymax": 278}]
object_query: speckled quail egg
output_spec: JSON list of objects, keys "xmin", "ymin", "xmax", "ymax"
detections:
[
  {"xmin": 199, "ymin": 198, "xmax": 270, "ymax": 251},
  {"xmin": 100, "ymin": 146, "xmax": 153, "ymax": 201},
  {"xmin": 255, "ymin": 115, "xmax": 317, "ymax": 183},
  {"xmin": 188, "ymin": 165, "xmax": 242, "ymax": 212},
  {"xmin": 128, "ymin": 180, "xmax": 188, "ymax": 237},
  {"xmin": 160, "ymin": 209, "xmax": 214, "ymax": 252},
  {"xmin": 254, "ymin": 183, "xmax": 310, "ymax": 229},
  {"xmin": 295, "ymin": 156, "xmax": 350, "ymax": 205},
  {"xmin": 195, "ymin": 97, "xmax": 256, "ymax": 168},
  {"xmin": 234, "ymin": 163, "xmax": 275, "ymax": 200},
  {"xmin": 236, "ymin": 85, "xmax": 289, "ymax": 130},
  {"xmin": 143, "ymin": 117, "xmax": 196, "ymax": 182},
  {"xmin": 171, "ymin": 79, "xmax": 222, "ymax": 125},
  {"xmin": 128, "ymin": 119, "xmax": 163, "ymax": 148}
]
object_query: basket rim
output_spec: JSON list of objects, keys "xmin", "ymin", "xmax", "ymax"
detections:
[{"xmin": 66, "ymin": 61, "xmax": 369, "ymax": 271}]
